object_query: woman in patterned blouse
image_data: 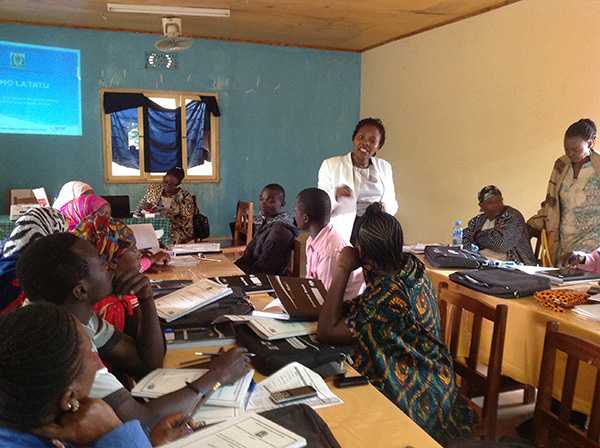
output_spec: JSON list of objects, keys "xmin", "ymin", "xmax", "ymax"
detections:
[
  {"xmin": 136, "ymin": 167, "xmax": 195, "ymax": 244},
  {"xmin": 318, "ymin": 202, "xmax": 475, "ymax": 444}
]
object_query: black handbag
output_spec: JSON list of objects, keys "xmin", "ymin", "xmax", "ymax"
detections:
[
  {"xmin": 260, "ymin": 404, "xmax": 342, "ymax": 448},
  {"xmin": 193, "ymin": 212, "xmax": 210, "ymax": 240},
  {"xmin": 425, "ymin": 245, "xmax": 488, "ymax": 269},
  {"xmin": 234, "ymin": 324, "xmax": 350, "ymax": 376},
  {"xmin": 449, "ymin": 267, "xmax": 551, "ymax": 298}
]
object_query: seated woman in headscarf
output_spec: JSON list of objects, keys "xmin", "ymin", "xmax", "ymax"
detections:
[
  {"xmin": 0, "ymin": 207, "xmax": 67, "ymax": 314},
  {"xmin": 61, "ymin": 194, "xmax": 110, "ymax": 232},
  {"xmin": 318, "ymin": 203, "xmax": 476, "ymax": 445},
  {"xmin": 52, "ymin": 180, "xmax": 94, "ymax": 210},
  {"xmin": 74, "ymin": 215, "xmax": 157, "ymax": 334},
  {"xmin": 0, "ymin": 303, "xmax": 193, "ymax": 447}
]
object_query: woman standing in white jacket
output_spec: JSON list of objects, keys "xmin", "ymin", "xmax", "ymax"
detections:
[{"xmin": 318, "ymin": 118, "xmax": 398, "ymax": 243}]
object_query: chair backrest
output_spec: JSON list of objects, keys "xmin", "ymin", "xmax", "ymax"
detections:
[
  {"xmin": 289, "ymin": 232, "xmax": 308, "ymax": 277},
  {"xmin": 8, "ymin": 189, "xmax": 36, "ymax": 212},
  {"xmin": 438, "ymin": 282, "xmax": 509, "ymax": 440},
  {"xmin": 233, "ymin": 201, "xmax": 253, "ymax": 246},
  {"xmin": 534, "ymin": 322, "xmax": 600, "ymax": 448}
]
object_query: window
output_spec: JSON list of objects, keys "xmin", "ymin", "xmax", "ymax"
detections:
[{"xmin": 101, "ymin": 88, "xmax": 220, "ymax": 183}]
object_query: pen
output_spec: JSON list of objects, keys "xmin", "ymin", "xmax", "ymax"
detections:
[
  {"xmin": 192, "ymin": 352, "xmax": 256, "ymax": 357},
  {"xmin": 197, "ymin": 254, "xmax": 222, "ymax": 262}
]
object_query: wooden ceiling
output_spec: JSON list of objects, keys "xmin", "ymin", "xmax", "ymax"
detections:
[{"xmin": 0, "ymin": 1, "xmax": 521, "ymax": 52}]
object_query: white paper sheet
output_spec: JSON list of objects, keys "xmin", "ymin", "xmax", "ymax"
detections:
[
  {"xmin": 128, "ymin": 223, "xmax": 160, "ymax": 250},
  {"xmin": 161, "ymin": 413, "xmax": 306, "ymax": 448},
  {"xmin": 247, "ymin": 362, "xmax": 342, "ymax": 412},
  {"xmin": 173, "ymin": 243, "xmax": 221, "ymax": 254}
]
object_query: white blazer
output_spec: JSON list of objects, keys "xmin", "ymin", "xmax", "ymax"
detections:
[{"xmin": 318, "ymin": 152, "xmax": 398, "ymax": 241}]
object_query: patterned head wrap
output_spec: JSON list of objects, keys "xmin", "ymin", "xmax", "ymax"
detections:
[
  {"xmin": 478, "ymin": 185, "xmax": 502, "ymax": 204},
  {"xmin": 52, "ymin": 181, "xmax": 93, "ymax": 210},
  {"xmin": 2, "ymin": 208, "xmax": 67, "ymax": 259},
  {"xmin": 74, "ymin": 215, "xmax": 136, "ymax": 262},
  {"xmin": 60, "ymin": 194, "xmax": 109, "ymax": 232}
]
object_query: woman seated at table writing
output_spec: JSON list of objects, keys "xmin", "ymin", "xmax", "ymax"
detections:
[
  {"xmin": 318, "ymin": 203, "xmax": 475, "ymax": 444},
  {"xmin": 0, "ymin": 302, "xmax": 192, "ymax": 447},
  {"xmin": 136, "ymin": 167, "xmax": 195, "ymax": 244}
]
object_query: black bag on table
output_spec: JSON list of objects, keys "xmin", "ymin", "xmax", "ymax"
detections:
[
  {"xmin": 260, "ymin": 404, "xmax": 342, "ymax": 448},
  {"xmin": 449, "ymin": 267, "xmax": 551, "ymax": 298},
  {"xmin": 193, "ymin": 212, "xmax": 210, "ymax": 240},
  {"xmin": 234, "ymin": 325, "xmax": 350, "ymax": 377},
  {"xmin": 425, "ymin": 245, "xmax": 488, "ymax": 269}
]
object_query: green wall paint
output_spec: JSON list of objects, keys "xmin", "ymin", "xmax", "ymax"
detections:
[{"xmin": 0, "ymin": 24, "xmax": 360, "ymax": 234}]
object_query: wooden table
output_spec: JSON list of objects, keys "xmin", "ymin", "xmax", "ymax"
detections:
[
  {"xmin": 425, "ymin": 261, "xmax": 600, "ymax": 414},
  {"xmin": 150, "ymin": 254, "xmax": 442, "ymax": 448}
]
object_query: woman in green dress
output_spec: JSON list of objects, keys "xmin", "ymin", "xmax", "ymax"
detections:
[{"xmin": 318, "ymin": 203, "xmax": 475, "ymax": 444}]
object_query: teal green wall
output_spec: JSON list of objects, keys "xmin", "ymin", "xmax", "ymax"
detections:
[{"xmin": 0, "ymin": 24, "xmax": 360, "ymax": 234}]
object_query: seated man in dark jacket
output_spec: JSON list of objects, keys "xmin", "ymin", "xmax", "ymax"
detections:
[
  {"xmin": 463, "ymin": 185, "xmax": 536, "ymax": 265},
  {"xmin": 235, "ymin": 184, "xmax": 298, "ymax": 275}
]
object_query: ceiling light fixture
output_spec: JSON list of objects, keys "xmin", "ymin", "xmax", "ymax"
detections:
[{"xmin": 106, "ymin": 3, "xmax": 230, "ymax": 18}]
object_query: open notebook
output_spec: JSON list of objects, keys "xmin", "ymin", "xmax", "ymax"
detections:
[{"xmin": 155, "ymin": 279, "xmax": 232, "ymax": 322}]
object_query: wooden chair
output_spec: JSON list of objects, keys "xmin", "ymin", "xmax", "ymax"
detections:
[
  {"xmin": 532, "ymin": 229, "xmax": 553, "ymax": 267},
  {"xmin": 207, "ymin": 201, "xmax": 254, "ymax": 258},
  {"xmin": 289, "ymin": 232, "xmax": 308, "ymax": 277},
  {"xmin": 534, "ymin": 321, "xmax": 600, "ymax": 448},
  {"xmin": 438, "ymin": 282, "xmax": 535, "ymax": 440}
]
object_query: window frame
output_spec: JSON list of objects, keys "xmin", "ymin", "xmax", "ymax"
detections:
[{"xmin": 100, "ymin": 88, "xmax": 220, "ymax": 184}]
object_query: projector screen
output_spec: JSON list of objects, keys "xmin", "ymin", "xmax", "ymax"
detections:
[{"xmin": 0, "ymin": 41, "xmax": 81, "ymax": 136}]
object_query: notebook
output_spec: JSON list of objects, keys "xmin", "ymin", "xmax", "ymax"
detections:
[
  {"xmin": 210, "ymin": 274, "xmax": 274, "ymax": 295},
  {"xmin": 217, "ymin": 315, "xmax": 318, "ymax": 341},
  {"xmin": 163, "ymin": 323, "xmax": 236, "ymax": 349},
  {"xmin": 267, "ymin": 276, "xmax": 327, "ymax": 321},
  {"xmin": 132, "ymin": 368, "xmax": 254, "ymax": 409},
  {"xmin": 155, "ymin": 279, "xmax": 232, "ymax": 323}
]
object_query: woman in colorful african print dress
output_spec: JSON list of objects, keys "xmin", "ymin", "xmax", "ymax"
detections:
[{"xmin": 318, "ymin": 203, "xmax": 475, "ymax": 444}]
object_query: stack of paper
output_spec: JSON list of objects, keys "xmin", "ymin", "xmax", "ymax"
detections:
[
  {"xmin": 247, "ymin": 362, "xmax": 343, "ymax": 412},
  {"xmin": 573, "ymin": 304, "xmax": 600, "ymax": 321},
  {"xmin": 155, "ymin": 279, "xmax": 232, "ymax": 322},
  {"xmin": 172, "ymin": 243, "xmax": 221, "ymax": 255},
  {"xmin": 160, "ymin": 413, "xmax": 307, "ymax": 448}
]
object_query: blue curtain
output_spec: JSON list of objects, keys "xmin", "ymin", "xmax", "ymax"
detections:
[
  {"xmin": 110, "ymin": 107, "xmax": 140, "ymax": 169},
  {"xmin": 186, "ymin": 100, "xmax": 209, "ymax": 167},
  {"xmin": 143, "ymin": 103, "xmax": 182, "ymax": 172}
]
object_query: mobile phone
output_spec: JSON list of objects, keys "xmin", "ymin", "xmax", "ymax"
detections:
[
  {"xmin": 333, "ymin": 375, "xmax": 369, "ymax": 388},
  {"xmin": 269, "ymin": 385, "xmax": 317, "ymax": 405}
]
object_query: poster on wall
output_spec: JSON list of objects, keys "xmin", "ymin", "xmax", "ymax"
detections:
[{"xmin": 0, "ymin": 40, "xmax": 82, "ymax": 136}]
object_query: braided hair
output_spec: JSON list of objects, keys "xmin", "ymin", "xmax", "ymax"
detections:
[
  {"xmin": 357, "ymin": 202, "xmax": 406, "ymax": 272},
  {"xmin": 17, "ymin": 233, "xmax": 89, "ymax": 305},
  {"xmin": 352, "ymin": 118, "xmax": 386, "ymax": 149},
  {"xmin": 296, "ymin": 188, "xmax": 331, "ymax": 225},
  {"xmin": 0, "ymin": 303, "xmax": 82, "ymax": 429},
  {"xmin": 565, "ymin": 118, "xmax": 597, "ymax": 141}
]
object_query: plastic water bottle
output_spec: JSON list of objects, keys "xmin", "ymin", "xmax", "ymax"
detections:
[{"xmin": 451, "ymin": 219, "xmax": 463, "ymax": 248}]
